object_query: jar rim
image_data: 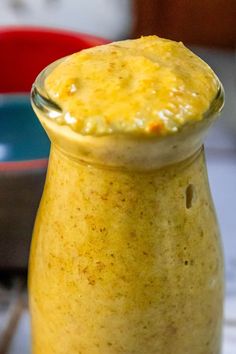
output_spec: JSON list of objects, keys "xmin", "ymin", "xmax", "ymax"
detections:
[
  {"xmin": 30, "ymin": 57, "xmax": 224, "ymax": 170},
  {"xmin": 31, "ymin": 56, "xmax": 225, "ymax": 140}
]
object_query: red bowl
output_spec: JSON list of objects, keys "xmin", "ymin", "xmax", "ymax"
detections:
[{"xmin": 0, "ymin": 26, "xmax": 108, "ymax": 93}]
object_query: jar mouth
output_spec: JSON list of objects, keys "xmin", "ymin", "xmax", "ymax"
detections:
[
  {"xmin": 31, "ymin": 57, "xmax": 224, "ymax": 170},
  {"xmin": 31, "ymin": 57, "xmax": 225, "ymax": 140}
]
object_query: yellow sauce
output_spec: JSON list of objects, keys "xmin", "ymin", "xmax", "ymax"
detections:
[
  {"xmin": 45, "ymin": 35, "xmax": 219, "ymax": 136},
  {"xmin": 29, "ymin": 35, "xmax": 224, "ymax": 354}
]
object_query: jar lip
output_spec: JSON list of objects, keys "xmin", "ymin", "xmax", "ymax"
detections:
[{"xmin": 31, "ymin": 56, "xmax": 225, "ymax": 140}]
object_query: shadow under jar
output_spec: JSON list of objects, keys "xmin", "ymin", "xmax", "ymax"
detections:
[{"xmin": 29, "ymin": 58, "xmax": 225, "ymax": 354}]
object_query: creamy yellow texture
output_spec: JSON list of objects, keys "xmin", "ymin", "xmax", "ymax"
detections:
[
  {"xmin": 45, "ymin": 35, "xmax": 219, "ymax": 136},
  {"xmin": 29, "ymin": 147, "xmax": 224, "ymax": 354}
]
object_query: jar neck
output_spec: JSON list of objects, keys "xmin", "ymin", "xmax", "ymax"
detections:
[{"xmin": 51, "ymin": 140, "xmax": 204, "ymax": 176}]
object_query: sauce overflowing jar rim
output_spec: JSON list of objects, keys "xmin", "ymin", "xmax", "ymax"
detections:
[
  {"xmin": 31, "ymin": 56, "xmax": 225, "ymax": 139},
  {"xmin": 31, "ymin": 57, "xmax": 224, "ymax": 171}
]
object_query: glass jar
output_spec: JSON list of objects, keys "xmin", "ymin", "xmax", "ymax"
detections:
[{"xmin": 29, "ymin": 59, "xmax": 225, "ymax": 354}]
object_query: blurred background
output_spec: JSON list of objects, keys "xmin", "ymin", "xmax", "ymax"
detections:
[{"xmin": 0, "ymin": 1, "xmax": 235, "ymax": 353}]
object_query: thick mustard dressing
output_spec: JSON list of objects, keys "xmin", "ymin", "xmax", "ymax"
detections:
[
  {"xmin": 45, "ymin": 36, "xmax": 219, "ymax": 136},
  {"xmin": 29, "ymin": 35, "xmax": 224, "ymax": 354}
]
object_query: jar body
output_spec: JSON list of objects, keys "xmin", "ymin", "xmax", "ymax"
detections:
[{"xmin": 29, "ymin": 145, "xmax": 224, "ymax": 354}]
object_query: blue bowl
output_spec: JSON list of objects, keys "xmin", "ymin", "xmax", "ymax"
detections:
[{"xmin": 0, "ymin": 94, "xmax": 49, "ymax": 166}]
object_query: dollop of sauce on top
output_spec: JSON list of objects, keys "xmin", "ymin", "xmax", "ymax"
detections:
[{"xmin": 45, "ymin": 35, "xmax": 219, "ymax": 136}]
